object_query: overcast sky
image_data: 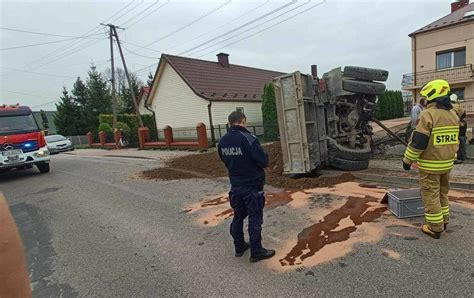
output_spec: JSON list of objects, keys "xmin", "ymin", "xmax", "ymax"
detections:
[{"xmin": 0, "ymin": 0, "xmax": 452, "ymax": 110}]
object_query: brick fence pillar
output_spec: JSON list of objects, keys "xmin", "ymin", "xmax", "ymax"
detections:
[
  {"xmin": 98, "ymin": 131, "xmax": 106, "ymax": 146},
  {"xmin": 86, "ymin": 132, "xmax": 93, "ymax": 146},
  {"xmin": 196, "ymin": 122, "xmax": 209, "ymax": 149},
  {"xmin": 138, "ymin": 127, "xmax": 150, "ymax": 149},
  {"xmin": 114, "ymin": 129, "xmax": 122, "ymax": 148},
  {"xmin": 164, "ymin": 125, "xmax": 173, "ymax": 147}
]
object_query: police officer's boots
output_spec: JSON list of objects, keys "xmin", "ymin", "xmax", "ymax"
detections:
[{"xmin": 250, "ymin": 248, "xmax": 276, "ymax": 263}]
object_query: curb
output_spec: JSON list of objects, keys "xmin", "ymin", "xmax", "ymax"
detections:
[{"xmin": 353, "ymin": 172, "xmax": 474, "ymax": 191}]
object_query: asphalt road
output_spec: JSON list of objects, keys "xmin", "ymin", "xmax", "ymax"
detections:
[{"xmin": 1, "ymin": 152, "xmax": 473, "ymax": 297}]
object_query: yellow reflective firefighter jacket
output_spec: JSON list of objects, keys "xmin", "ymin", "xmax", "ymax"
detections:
[{"xmin": 403, "ymin": 102, "xmax": 460, "ymax": 174}]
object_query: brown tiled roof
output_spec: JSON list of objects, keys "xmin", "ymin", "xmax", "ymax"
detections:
[
  {"xmin": 162, "ymin": 54, "xmax": 285, "ymax": 102},
  {"xmin": 409, "ymin": 2, "xmax": 474, "ymax": 36}
]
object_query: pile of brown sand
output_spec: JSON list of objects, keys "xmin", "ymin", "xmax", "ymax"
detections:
[{"xmin": 139, "ymin": 142, "xmax": 356, "ymax": 189}]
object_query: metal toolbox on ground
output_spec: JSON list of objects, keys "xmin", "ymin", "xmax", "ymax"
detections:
[{"xmin": 387, "ymin": 189, "xmax": 424, "ymax": 218}]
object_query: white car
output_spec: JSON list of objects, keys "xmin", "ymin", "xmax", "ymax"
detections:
[{"xmin": 45, "ymin": 135, "xmax": 74, "ymax": 154}]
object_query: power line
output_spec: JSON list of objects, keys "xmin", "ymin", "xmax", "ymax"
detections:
[
  {"xmin": 122, "ymin": 44, "xmax": 160, "ymax": 59},
  {"xmin": 0, "ymin": 66, "xmax": 76, "ymax": 79},
  {"xmin": 160, "ymin": 0, "xmax": 270, "ymax": 53},
  {"xmin": 197, "ymin": 0, "xmax": 326, "ymax": 58},
  {"xmin": 0, "ymin": 36, "xmax": 105, "ymax": 51},
  {"xmin": 0, "ymin": 27, "xmax": 104, "ymax": 39},
  {"xmin": 21, "ymin": 1, "xmax": 137, "ymax": 71},
  {"xmin": 124, "ymin": 0, "xmax": 170, "ymax": 29},
  {"xmin": 137, "ymin": 0, "xmax": 232, "ymax": 50},
  {"xmin": 109, "ymin": 0, "xmax": 144, "ymax": 23},
  {"xmin": 187, "ymin": 0, "xmax": 310, "ymax": 57},
  {"xmin": 134, "ymin": 62, "xmax": 159, "ymax": 74},
  {"xmin": 178, "ymin": 0, "xmax": 296, "ymax": 56},
  {"xmin": 119, "ymin": 0, "xmax": 160, "ymax": 27}
]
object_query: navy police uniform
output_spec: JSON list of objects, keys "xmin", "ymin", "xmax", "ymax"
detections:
[{"xmin": 218, "ymin": 125, "xmax": 269, "ymax": 255}]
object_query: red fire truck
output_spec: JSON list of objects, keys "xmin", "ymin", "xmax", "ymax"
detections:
[{"xmin": 0, "ymin": 104, "xmax": 51, "ymax": 173}]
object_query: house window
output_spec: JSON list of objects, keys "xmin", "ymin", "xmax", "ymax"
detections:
[
  {"xmin": 451, "ymin": 88, "xmax": 465, "ymax": 100},
  {"xmin": 236, "ymin": 107, "xmax": 244, "ymax": 113},
  {"xmin": 436, "ymin": 48, "xmax": 466, "ymax": 69}
]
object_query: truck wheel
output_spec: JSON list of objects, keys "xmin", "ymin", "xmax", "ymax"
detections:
[
  {"xmin": 329, "ymin": 157, "xmax": 369, "ymax": 171},
  {"xmin": 37, "ymin": 163, "xmax": 50, "ymax": 173},
  {"xmin": 328, "ymin": 142, "xmax": 372, "ymax": 161},
  {"xmin": 343, "ymin": 66, "xmax": 389, "ymax": 82},
  {"xmin": 342, "ymin": 79, "xmax": 386, "ymax": 95}
]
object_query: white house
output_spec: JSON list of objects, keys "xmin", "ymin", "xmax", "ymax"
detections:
[{"xmin": 144, "ymin": 53, "xmax": 284, "ymax": 141}]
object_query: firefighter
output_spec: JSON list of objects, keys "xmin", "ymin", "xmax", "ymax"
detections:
[
  {"xmin": 450, "ymin": 94, "xmax": 467, "ymax": 164},
  {"xmin": 218, "ymin": 111, "xmax": 275, "ymax": 262},
  {"xmin": 403, "ymin": 79, "xmax": 459, "ymax": 239}
]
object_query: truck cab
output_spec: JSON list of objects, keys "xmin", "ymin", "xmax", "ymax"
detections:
[{"xmin": 0, "ymin": 104, "xmax": 51, "ymax": 173}]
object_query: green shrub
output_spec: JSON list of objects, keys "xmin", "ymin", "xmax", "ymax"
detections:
[
  {"xmin": 98, "ymin": 114, "xmax": 157, "ymax": 147},
  {"xmin": 115, "ymin": 121, "xmax": 131, "ymax": 142},
  {"xmin": 98, "ymin": 122, "xmax": 112, "ymax": 133},
  {"xmin": 375, "ymin": 90, "xmax": 404, "ymax": 120},
  {"xmin": 261, "ymin": 83, "xmax": 279, "ymax": 140}
]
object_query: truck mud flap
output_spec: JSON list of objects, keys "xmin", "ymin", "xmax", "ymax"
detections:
[
  {"xmin": 342, "ymin": 79, "xmax": 386, "ymax": 95},
  {"xmin": 329, "ymin": 157, "xmax": 369, "ymax": 171},
  {"xmin": 343, "ymin": 66, "xmax": 389, "ymax": 82}
]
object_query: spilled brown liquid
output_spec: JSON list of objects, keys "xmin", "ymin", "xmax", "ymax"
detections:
[
  {"xmin": 195, "ymin": 191, "xmax": 295, "ymax": 220},
  {"xmin": 449, "ymin": 196, "xmax": 474, "ymax": 204},
  {"xmin": 201, "ymin": 196, "xmax": 228, "ymax": 207},
  {"xmin": 280, "ymin": 196, "xmax": 387, "ymax": 266}
]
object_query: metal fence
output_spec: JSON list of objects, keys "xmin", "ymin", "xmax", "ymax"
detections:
[{"xmin": 66, "ymin": 135, "xmax": 89, "ymax": 146}]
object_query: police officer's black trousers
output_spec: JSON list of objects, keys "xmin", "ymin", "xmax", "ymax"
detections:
[{"xmin": 229, "ymin": 186, "xmax": 265, "ymax": 255}]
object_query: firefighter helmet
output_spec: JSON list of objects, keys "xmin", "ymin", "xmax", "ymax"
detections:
[{"xmin": 420, "ymin": 79, "xmax": 450, "ymax": 101}]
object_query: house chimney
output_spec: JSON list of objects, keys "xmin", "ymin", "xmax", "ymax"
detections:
[
  {"xmin": 217, "ymin": 53, "xmax": 229, "ymax": 68},
  {"xmin": 451, "ymin": 0, "xmax": 469, "ymax": 13}
]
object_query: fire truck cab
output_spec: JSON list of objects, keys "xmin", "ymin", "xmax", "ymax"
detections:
[{"xmin": 0, "ymin": 104, "xmax": 51, "ymax": 173}]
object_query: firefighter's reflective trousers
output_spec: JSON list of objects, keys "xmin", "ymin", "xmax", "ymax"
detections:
[{"xmin": 419, "ymin": 171, "xmax": 450, "ymax": 232}]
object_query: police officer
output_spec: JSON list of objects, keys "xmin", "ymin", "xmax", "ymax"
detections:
[
  {"xmin": 403, "ymin": 80, "xmax": 459, "ymax": 239},
  {"xmin": 218, "ymin": 111, "xmax": 275, "ymax": 262}
]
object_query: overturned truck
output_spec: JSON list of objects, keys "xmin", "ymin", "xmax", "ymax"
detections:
[{"xmin": 273, "ymin": 66, "xmax": 389, "ymax": 174}]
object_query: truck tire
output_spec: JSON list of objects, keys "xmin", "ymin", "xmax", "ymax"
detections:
[
  {"xmin": 342, "ymin": 79, "xmax": 386, "ymax": 95},
  {"xmin": 37, "ymin": 163, "xmax": 50, "ymax": 173},
  {"xmin": 328, "ymin": 142, "xmax": 372, "ymax": 161},
  {"xmin": 343, "ymin": 66, "xmax": 389, "ymax": 82},
  {"xmin": 329, "ymin": 157, "xmax": 369, "ymax": 171}
]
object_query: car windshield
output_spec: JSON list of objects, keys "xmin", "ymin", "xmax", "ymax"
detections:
[
  {"xmin": 45, "ymin": 135, "xmax": 67, "ymax": 143},
  {"xmin": 0, "ymin": 114, "xmax": 39, "ymax": 135}
]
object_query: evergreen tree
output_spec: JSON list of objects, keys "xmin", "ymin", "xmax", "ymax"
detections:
[
  {"xmin": 119, "ymin": 72, "xmax": 142, "ymax": 113},
  {"xmin": 261, "ymin": 83, "xmax": 279, "ymax": 139},
  {"xmin": 86, "ymin": 65, "xmax": 112, "ymax": 114},
  {"xmin": 147, "ymin": 72, "xmax": 154, "ymax": 88},
  {"xmin": 85, "ymin": 65, "xmax": 112, "ymax": 131},
  {"xmin": 54, "ymin": 87, "xmax": 80, "ymax": 136},
  {"xmin": 70, "ymin": 77, "xmax": 94, "ymax": 133}
]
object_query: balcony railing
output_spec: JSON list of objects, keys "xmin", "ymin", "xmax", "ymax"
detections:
[
  {"xmin": 402, "ymin": 64, "xmax": 474, "ymax": 88},
  {"xmin": 461, "ymin": 98, "xmax": 474, "ymax": 113}
]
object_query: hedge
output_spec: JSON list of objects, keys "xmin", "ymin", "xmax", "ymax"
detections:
[
  {"xmin": 98, "ymin": 114, "xmax": 157, "ymax": 147},
  {"xmin": 261, "ymin": 83, "xmax": 279, "ymax": 140},
  {"xmin": 375, "ymin": 90, "xmax": 404, "ymax": 120}
]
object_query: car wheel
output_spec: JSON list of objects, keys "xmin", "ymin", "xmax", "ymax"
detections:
[
  {"xmin": 342, "ymin": 79, "xmax": 386, "ymax": 95},
  {"xmin": 329, "ymin": 157, "xmax": 370, "ymax": 171},
  {"xmin": 37, "ymin": 163, "xmax": 50, "ymax": 173},
  {"xmin": 343, "ymin": 66, "xmax": 389, "ymax": 82},
  {"xmin": 328, "ymin": 142, "xmax": 372, "ymax": 161}
]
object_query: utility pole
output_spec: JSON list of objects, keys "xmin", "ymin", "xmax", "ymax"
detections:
[
  {"xmin": 102, "ymin": 24, "xmax": 118, "ymax": 129},
  {"xmin": 111, "ymin": 25, "xmax": 144, "ymax": 127}
]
